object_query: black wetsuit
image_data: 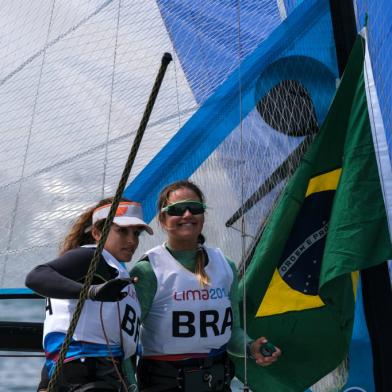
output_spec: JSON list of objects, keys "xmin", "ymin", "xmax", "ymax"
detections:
[
  {"xmin": 26, "ymin": 247, "xmax": 119, "ymax": 298},
  {"xmin": 26, "ymin": 247, "xmax": 130, "ymax": 392}
]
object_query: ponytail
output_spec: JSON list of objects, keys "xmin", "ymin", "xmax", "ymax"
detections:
[
  {"xmin": 195, "ymin": 234, "xmax": 210, "ymax": 288},
  {"xmin": 59, "ymin": 196, "xmax": 130, "ymax": 255}
]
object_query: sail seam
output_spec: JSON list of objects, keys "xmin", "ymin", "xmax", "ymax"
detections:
[
  {"xmin": 0, "ymin": 108, "xmax": 198, "ymax": 192},
  {"xmin": 0, "ymin": 0, "xmax": 115, "ymax": 88}
]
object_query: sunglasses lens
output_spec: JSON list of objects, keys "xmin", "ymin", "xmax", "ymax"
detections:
[
  {"xmin": 188, "ymin": 205, "xmax": 205, "ymax": 215},
  {"xmin": 166, "ymin": 205, "xmax": 186, "ymax": 216},
  {"xmin": 165, "ymin": 202, "xmax": 205, "ymax": 216}
]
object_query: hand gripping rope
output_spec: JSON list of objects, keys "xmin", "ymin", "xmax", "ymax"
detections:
[{"xmin": 47, "ymin": 52, "xmax": 172, "ymax": 392}]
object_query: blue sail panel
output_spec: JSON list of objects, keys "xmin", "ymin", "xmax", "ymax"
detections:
[
  {"xmin": 125, "ymin": 0, "xmax": 338, "ymax": 222},
  {"xmin": 156, "ymin": 0, "xmax": 282, "ymax": 104},
  {"xmin": 342, "ymin": 280, "xmax": 375, "ymax": 391}
]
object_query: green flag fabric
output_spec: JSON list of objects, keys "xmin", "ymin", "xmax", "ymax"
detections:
[{"xmin": 233, "ymin": 35, "xmax": 392, "ymax": 392}]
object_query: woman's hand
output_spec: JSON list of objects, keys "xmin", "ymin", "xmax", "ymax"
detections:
[
  {"xmin": 88, "ymin": 278, "xmax": 131, "ymax": 301},
  {"xmin": 249, "ymin": 337, "xmax": 281, "ymax": 367}
]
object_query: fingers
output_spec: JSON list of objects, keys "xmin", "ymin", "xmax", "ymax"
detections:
[
  {"xmin": 255, "ymin": 336, "xmax": 267, "ymax": 346},
  {"xmin": 130, "ymin": 276, "xmax": 139, "ymax": 284},
  {"xmin": 117, "ymin": 278, "xmax": 132, "ymax": 289},
  {"xmin": 250, "ymin": 337, "xmax": 281, "ymax": 367},
  {"xmin": 255, "ymin": 348, "xmax": 280, "ymax": 367}
]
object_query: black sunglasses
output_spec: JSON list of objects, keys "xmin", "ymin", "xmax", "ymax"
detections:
[{"xmin": 161, "ymin": 201, "xmax": 206, "ymax": 216}]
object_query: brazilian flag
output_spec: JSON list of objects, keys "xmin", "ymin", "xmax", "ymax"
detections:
[{"xmin": 233, "ymin": 36, "xmax": 392, "ymax": 391}]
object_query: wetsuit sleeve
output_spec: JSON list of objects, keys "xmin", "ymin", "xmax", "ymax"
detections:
[
  {"xmin": 226, "ymin": 259, "xmax": 252, "ymax": 357},
  {"xmin": 129, "ymin": 259, "xmax": 157, "ymax": 322},
  {"xmin": 25, "ymin": 247, "xmax": 101, "ymax": 299}
]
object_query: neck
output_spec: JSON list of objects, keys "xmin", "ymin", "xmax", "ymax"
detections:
[{"xmin": 167, "ymin": 238, "xmax": 198, "ymax": 251}]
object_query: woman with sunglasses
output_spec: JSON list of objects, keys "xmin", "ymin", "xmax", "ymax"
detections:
[
  {"xmin": 25, "ymin": 197, "xmax": 153, "ymax": 392},
  {"xmin": 131, "ymin": 180, "xmax": 281, "ymax": 391}
]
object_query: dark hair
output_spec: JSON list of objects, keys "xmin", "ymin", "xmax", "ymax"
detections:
[
  {"xmin": 157, "ymin": 180, "xmax": 209, "ymax": 287},
  {"xmin": 157, "ymin": 180, "xmax": 205, "ymax": 217},
  {"xmin": 59, "ymin": 196, "xmax": 131, "ymax": 255}
]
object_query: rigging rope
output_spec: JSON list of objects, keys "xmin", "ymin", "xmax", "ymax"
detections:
[
  {"xmin": 102, "ymin": 0, "xmax": 123, "ymax": 198},
  {"xmin": 235, "ymin": 1, "xmax": 250, "ymax": 391},
  {"xmin": 225, "ymin": 136, "xmax": 313, "ymax": 227},
  {"xmin": 47, "ymin": 52, "xmax": 172, "ymax": 391},
  {"xmin": 172, "ymin": 51, "xmax": 182, "ymax": 131}
]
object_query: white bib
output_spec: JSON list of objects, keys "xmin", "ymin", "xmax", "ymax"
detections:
[
  {"xmin": 141, "ymin": 245, "xmax": 233, "ymax": 356},
  {"xmin": 43, "ymin": 247, "xmax": 141, "ymax": 358}
]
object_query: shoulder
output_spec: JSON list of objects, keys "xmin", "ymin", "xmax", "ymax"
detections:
[
  {"xmin": 63, "ymin": 246, "xmax": 96, "ymax": 259},
  {"xmin": 204, "ymin": 246, "xmax": 236, "ymax": 269},
  {"xmin": 143, "ymin": 244, "xmax": 164, "ymax": 256},
  {"xmin": 60, "ymin": 246, "xmax": 106, "ymax": 267},
  {"xmin": 219, "ymin": 249, "xmax": 238, "ymax": 274},
  {"xmin": 44, "ymin": 246, "xmax": 96, "ymax": 268},
  {"xmin": 61, "ymin": 247, "xmax": 115, "ymax": 281},
  {"xmin": 225, "ymin": 258, "xmax": 237, "ymax": 274},
  {"xmin": 204, "ymin": 246, "xmax": 237, "ymax": 278},
  {"xmin": 130, "ymin": 258, "xmax": 154, "ymax": 277},
  {"xmin": 130, "ymin": 258, "xmax": 158, "ymax": 294},
  {"xmin": 220, "ymin": 255, "xmax": 237, "ymax": 280}
]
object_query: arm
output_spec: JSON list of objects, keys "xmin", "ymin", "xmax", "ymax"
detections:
[
  {"xmin": 129, "ymin": 259, "xmax": 157, "ymax": 322},
  {"xmin": 226, "ymin": 260, "xmax": 281, "ymax": 366},
  {"xmin": 25, "ymin": 247, "xmax": 114, "ymax": 299},
  {"xmin": 25, "ymin": 264, "xmax": 83, "ymax": 299},
  {"xmin": 122, "ymin": 357, "xmax": 138, "ymax": 391},
  {"xmin": 226, "ymin": 260, "xmax": 252, "ymax": 357}
]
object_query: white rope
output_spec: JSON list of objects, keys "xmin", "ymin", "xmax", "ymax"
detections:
[
  {"xmin": 276, "ymin": 0, "xmax": 287, "ymax": 20},
  {"xmin": 172, "ymin": 51, "xmax": 182, "ymax": 131},
  {"xmin": 236, "ymin": 1, "xmax": 250, "ymax": 390}
]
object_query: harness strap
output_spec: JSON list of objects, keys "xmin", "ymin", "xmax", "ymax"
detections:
[
  {"xmin": 38, "ymin": 380, "xmax": 124, "ymax": 392},
  {"xmin": 139, "ymin": 354, "xmax": 234, "ymax": 392},
  {"xmin": 73, "ymin": 381, "xmax": 120, "ymax": 391}
]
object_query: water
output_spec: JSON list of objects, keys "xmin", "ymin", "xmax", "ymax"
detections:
[
  {"xmin": 0, "ymin": 299, "xmax": 45, "ymax": 391},
  {"xmin": 0, "ymin": 299, "xmax": 247, "ymax": 391}
]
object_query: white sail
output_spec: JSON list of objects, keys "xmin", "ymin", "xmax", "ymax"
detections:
[{"xmin": 1, "ymin": 1, "xmax": 392, "ymax": 392}]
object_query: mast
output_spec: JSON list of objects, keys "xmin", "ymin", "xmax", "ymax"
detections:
[{"xmin": 328, "ymin": 0, "xmax": 357, "ymax": 76}]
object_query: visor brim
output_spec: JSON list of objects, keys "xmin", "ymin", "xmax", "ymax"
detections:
[{"xmin": 113, "ymin": 216, "xmax": 153, "ymax": 235}]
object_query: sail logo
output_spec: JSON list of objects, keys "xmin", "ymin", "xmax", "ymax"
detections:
[{"xmin": 173, "ymin": 287, "xmax": 229, "ymax": 301}]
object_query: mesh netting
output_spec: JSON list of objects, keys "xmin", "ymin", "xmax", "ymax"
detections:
[
  {"xmin": 129, "ymin": 0, "xmax": 337, "ymax": 268},
  {"xmin": 0, "ymin": 0, "xmax": 195, "ymax": 287},
  {"xmin": 2, "ymin": 0, "xmax": 389, "ymax": 292}
]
